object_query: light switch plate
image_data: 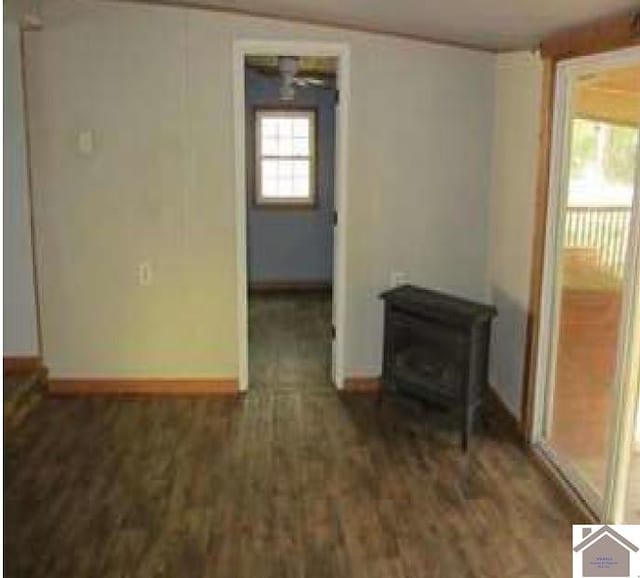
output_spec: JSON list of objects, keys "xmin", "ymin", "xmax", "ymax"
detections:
[
  {"xmin": 77, "ymin": 130, "xmax": 94, "ymax": 156},
  {"xmin": 391, "ymin": 271, "xmax": 409, "ymax": 287},
  {"xmin": 138, "ymin": 262, "xmax": 152, "ymax": 286}
]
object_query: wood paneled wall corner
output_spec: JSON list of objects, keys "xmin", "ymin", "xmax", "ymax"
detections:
[
  {"xmin": 521, "ymin": 57, "xmax": 556, "ymax": 442},
  {"xmin": 540, "ymin": 10, "xmax": 640, "ymax": 61}
]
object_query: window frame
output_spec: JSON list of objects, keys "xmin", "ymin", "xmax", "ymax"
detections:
[{"xmin": 253, "ymin": 106, "xmax": 318, "ymax": 209}]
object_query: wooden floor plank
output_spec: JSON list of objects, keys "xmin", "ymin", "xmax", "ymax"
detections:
[{"xmin": 4, "ymin": 293, "xmax": 575, "ymax": 577}]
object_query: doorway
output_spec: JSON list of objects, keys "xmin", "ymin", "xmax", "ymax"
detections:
[
  {"xmin": 533, "ymin": 47, "xmax": 640, "ymax": 521},
  {"xmin": 246, "ymin": 55, "xmax": 336, "ymax": 391},
  {"xmin": 232, "ymin": 41, "xmax": 350, "ymax": 392}
]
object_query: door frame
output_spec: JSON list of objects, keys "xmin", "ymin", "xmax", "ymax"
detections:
[
  {"xmin": 531, "ymin": 46, "xmax": 640, "ymax": 520},
  {"xmin": 232, "ymin": 39, "xmax": 351, "ymax": 391},
  {"xmin": 521, "ymin": 11, "xmax": 640, "ymax": 445}
]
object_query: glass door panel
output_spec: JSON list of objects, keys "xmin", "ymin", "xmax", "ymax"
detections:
[
  {"xmin": 625, "ymin": 386, "xmax": 640, "ymax": 522},
  {"xmin": 542, "ymin": 62, "xmax": 640, "ymax": 511},
  {"xmin": 622, "ymin": 116, "xmax": 640, "ymax": 523}
]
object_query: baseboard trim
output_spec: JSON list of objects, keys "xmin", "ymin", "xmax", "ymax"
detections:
[
  {"xmin": 343, "ymin": 376, "xmax": 381, "ymax": 393},
  {"xmin": 528, "ymin": 445, "xmax": 598, "ymax": 523},
  {"xmin": 48, "ymin": 378, "xmax": 239, "ymax": 396},
  {"xmin": 486, "ymin": 385, "xmax": 525, "ymax": 445},
  {"xmin": 343, "ymin": 377, "xmax": 594, "ymax": 521},
  {"xmin": 4, "ymin": 355, "xmax": 42, "ymax": 377},
  {"xmin": 249, "ymin": 280, "xmax": 332, "ymax": 293},
  {"xmin": 487, "ymin": 385, "xmax": 597, "ymax": 522}
]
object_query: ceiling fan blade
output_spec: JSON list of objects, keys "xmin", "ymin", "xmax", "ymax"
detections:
[
  {"xmin": 253, "ymin": 67, "xmax": 281, "ymax": 78},
  {"xmin": 303, "ymin": 77, "xmax": 328, "ymax": 86},
  {"xmin": 293, "ymin": 76, "xmax": 329, "ymax": 87}
]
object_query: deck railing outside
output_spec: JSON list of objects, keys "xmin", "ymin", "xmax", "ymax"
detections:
[{"xmin": 565, "ymin": 206, "xmax": 632, "ymax": 279}]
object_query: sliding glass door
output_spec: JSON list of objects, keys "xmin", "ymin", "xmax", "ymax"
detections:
[
  {"xmin": 618, "ymin": 140, "xmax": 640, "ymax": 523},
  {"xmin": 621, "ymin": 261, "xmax": 640, "ymax": 522},
  {"xmin": 534, "ymin": 48, "xmax": 640, "ymax": 519}
]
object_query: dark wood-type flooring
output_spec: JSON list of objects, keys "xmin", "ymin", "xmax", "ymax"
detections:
[
  {"xmin": 248, "ymin": 292, "xmax": 333, "ymax": 392},
  {"xmin": 5, "ymin": 292, "xmax": 575, "ymax": 577}
]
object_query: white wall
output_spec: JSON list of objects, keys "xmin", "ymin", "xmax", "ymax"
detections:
[
  {"xmin": 24, "ymin": 0, "xmax": 495, "ymax": 379},
  {"xmin": 3, "ymin": 21, "xmax": 39, "ymax": 358},
  {"xmin": 488, "ymin": 51, "xmax": 542, "ymax": 417}
]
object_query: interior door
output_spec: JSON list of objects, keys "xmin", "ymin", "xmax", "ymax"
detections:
[{"xmin": 535, "ymin": 50, "xmax": 640, "ymax": 516}]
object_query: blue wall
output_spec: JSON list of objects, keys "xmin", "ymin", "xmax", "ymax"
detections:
[{"xmin": 245, "ymin": 68, "xmax": 335, "ymax": 285}]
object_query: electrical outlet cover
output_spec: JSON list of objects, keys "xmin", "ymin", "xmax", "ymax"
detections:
[{"xmin": 391, "ymin": 272, "xmax": 409, "ymax": 287}]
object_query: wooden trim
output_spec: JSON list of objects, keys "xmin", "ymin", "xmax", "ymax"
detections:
[
  {"xmin": 540, "ymin": 11, "xmax": 640, "ymax": 61},
  {"xmin": 249, "ymin": 280, "xmax": 332, "ymax": 292},
  {"xmin": 575, "ymin": 85, "xmax": 640, "ymax": 128},
  {"xmin": 343, "ymin": 376, "xmax": 381, "ymax": 393},
  {"xmin": 521, "ymin": 57, "xmax": 556, "ymax": 442},
  {"xmin": 486, "ymin": 385, "xmax": 524, "ymax": 445},
  {"xmin": 48, "ymin": 378, "xmax": 239, "ymax": 396},
  {"xmin": 4, "ymin": 356, "xmax": 42, "ymax": 377},
  {"xmin": 528, "ymin": 446, "xmax": 598, "ymax": 523},
  {"xmin": 121, "ymin": 0, "xmax": 495, "ymax": 54}
]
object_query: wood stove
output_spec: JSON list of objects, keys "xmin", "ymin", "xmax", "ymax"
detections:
[{"xmin": 380, "ymin": 285, "xmax": 497, "ymax": 450}]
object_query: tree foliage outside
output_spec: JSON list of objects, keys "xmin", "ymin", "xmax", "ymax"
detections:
[
  {"xmin": 570, "ymin": 118, "xmax": 638, "ymax": 186},
  {"xmin": 604, "ymin": 124, "xmax": 638, "ymax": 184},
  {"xmin": 570, "ymin": 119, "xmax": 597, "ymax": 177}
]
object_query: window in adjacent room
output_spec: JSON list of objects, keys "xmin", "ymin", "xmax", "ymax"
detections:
[{"xmin": 254, "ymin": 109, "xmax": 316, "ymax": 207}]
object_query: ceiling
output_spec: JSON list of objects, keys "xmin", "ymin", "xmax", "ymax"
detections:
[
  {"xmin": 245, "ymin": 56, "xmax": 338, "ymax": 76},
  {"xmin": 123, "ymin": 0, "xmax": 639, "ymax": 51},
  {"xmin": 575, "ymin": 65, "xmax": 640, "ymax": 126},
  {"xmin": 580, "ymin": 66, "xmax": 640, "ymax": 94}
]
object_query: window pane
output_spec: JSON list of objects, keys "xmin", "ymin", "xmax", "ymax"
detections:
[
  {"xmin": 262, "ymin": 177, "xmax": 278, "ymax": 197},
  {"xmin": 257, "ymin": 112, "xmax": 313, "ymax": 202},
  {"xmin": 262, "ymin": 136, "xmax": 278, "ymax": 156},
  {"xmin": 293, "ymin": 160, "xmax": 309, "ymax": 181},
  {"xmin": 280, "ymin": 118, "xmax": 294, "ymax": 137},
  {"xmin": 278, "ymin": 160, "xmax": 294, "ymax": 181},
  {"xmin": 292, "ymin": 137, "xmax": 309, "ymax": 156},
  {"xmin": 278, "ymin": 176, "xmax": 293, "ymax": 197},
  {"xmin": 292, "ymin": 177, "xmax": 309, "ymax": 198},
  {"xmin": 292, "ymin": 160, "xmax": 310, "ymax": 198},
  {"xmin": 293, "ymin": 118, "xmax": 309, "ymax": 138},
  {"xmin": 277, "ymin": 132, "xmax": 293, "ymax": 156},
  {"xmin": 262, "ymin": 118, "xmax": 279, "ymax": 136},
  {"xmin": 262, "ymin": 159, "xmax": 278, "ymax": 180}
]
